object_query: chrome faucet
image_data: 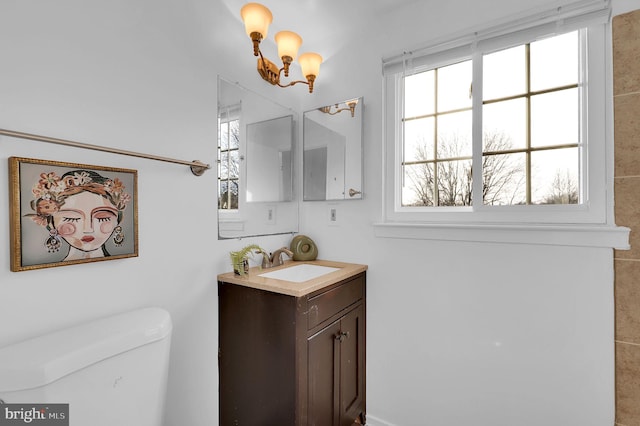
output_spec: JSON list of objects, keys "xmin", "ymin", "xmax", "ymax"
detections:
[{"xmin": 262, "ymin": 247, "xmax": 293, "ymax": 268}]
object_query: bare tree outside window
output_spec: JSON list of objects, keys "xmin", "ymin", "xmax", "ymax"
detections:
[
  {"xmin": 542, "ymin": 169, "xmax": 578, "ymax": 204},
  {"xmin": 404, "ymin": 132, "xmax": 526, "ymax": 206}
]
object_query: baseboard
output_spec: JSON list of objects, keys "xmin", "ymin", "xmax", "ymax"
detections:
[{"xmin": 365, "ymin": 413, "xmax": 398, "ymax": 426}]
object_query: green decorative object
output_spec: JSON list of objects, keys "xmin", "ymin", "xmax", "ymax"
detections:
[
  {"xmin": 290, "ymin": 235, "xmax": 318, "ymax": 261},
  {"xmin": 229, "ymin": 244, "xmax": 264, "ymax": 275}
]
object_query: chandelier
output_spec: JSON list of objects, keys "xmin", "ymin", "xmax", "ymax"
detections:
[{"xmin": 240, "ymin": 3, "xmax": 323, "ymax": 93}]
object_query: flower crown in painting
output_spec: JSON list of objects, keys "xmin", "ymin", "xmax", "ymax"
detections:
[{"xmin": 28, "ymin": 169, "xmax": 131, "ymax": 226}]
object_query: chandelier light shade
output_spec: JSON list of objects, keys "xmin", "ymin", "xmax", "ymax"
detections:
[
  {"xmin": 240, "ymin": 3, "xmax": 272, "ymax": 38},
  {"xmin": 240, "ymin": 3, "xmax": 322, "ymax": 93},
  {"xmin": 275, "ymin": 31, "xmax": 302, "ymax": 76},
  {"xmin": 298, "ymin": 53, "xmax": 322, "ymax": 78},
  {"xmin": 240, "ymin": 3, "xmax": 273, "ymax": 56}
]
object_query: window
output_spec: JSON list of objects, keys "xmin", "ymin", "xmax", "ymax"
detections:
[
  {"xmin": 402, "ymin": 32, "xmax": 580, "ymax": 208},
  {"xmin": 218, "ymin": 105, "xmax": 240, "ymax": 210},
  {"xmin": 403, "ymin": 59, "xmax": 473, "ymax": 207},
  {"xmin": 383, "ymin": 3, "xmax": 611, "ymax": 226}
]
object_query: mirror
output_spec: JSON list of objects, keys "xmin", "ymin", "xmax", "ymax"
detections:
[
  {"xmin": 303, "ymin": 97, "xmax": 363, "ymax": 201},
  {"xmin": 217, "ymin": 77, "xmax": 298, "ymax": 239}
]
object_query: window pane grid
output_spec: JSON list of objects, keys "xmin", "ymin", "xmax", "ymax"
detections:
[
  {"xmin": 483, "ymin": 143, "xmax": 579, "ymax": 157},
  {"xmin": 403, "ymin": 105, "xmax": 473, "ymax": 122},
  {"xmin": 482, "ymin": 33, "xmax": 579, "ymax": 206},
  {"xmin": 402, "ymin": 62, "xmax": 473, "ymax": 206},
  {"xmin": 482, "ymin": 83, "xmax": 579, "ymax": 106}
]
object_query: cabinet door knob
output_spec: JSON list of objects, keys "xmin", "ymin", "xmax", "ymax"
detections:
[{"xmin": 335, "ymin": 331, "xmax": 350, "ymax": 342}]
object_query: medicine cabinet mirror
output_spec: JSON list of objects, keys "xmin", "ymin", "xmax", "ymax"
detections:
[
  {"xmin": 303, "ymin": 97, "xmax": 363, "ymax": 201},
  {"xmin": 217, "ymin": 76, "xmax": 298, "ymax": 239}
]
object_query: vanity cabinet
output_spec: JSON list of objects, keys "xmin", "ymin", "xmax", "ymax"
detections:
[{"xmin": 218, "ymin": 264, "xmax": 366, "ymax": 426}]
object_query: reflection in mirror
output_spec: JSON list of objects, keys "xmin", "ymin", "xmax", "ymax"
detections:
[
  {"xmin": 303, "ymin": 97, "xmax": 363, "ymax": 201},
  {"xmin": 218, "ymin": 76, "xmax": 298, "ymax": 239},
  {"xmin": 246, "ymin": 116, "xmax": 293, "ymax": 203}
]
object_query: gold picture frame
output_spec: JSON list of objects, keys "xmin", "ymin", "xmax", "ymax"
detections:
[{"xmin": 9, "ymin": 157, "xmax": 138, "ymax": 272}]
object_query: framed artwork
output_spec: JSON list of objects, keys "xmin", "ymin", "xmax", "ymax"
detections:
[{"xmin": 9, "ymin": 157, "xmax": 138, "ymax": 271}]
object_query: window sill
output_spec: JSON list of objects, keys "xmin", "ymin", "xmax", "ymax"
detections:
[{"xmin": 373, "ymin": 222, "xmax": 630, "ymax": 249}]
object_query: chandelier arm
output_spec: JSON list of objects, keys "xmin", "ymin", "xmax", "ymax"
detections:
[
  {"xmin": 254, "ymin": 53, "xmax": 316, "ymax": 93},
  {"xmin": 276, "ymin": 66, "xmax": 311, "ymax": 89},
  {"xmin": 257, "ymin": 49, "xmax": 272, "ymax": 78},
  {"xmin": 276, "ymin": 80, "xmax": 310, "ymax": 88},
  {"xmin": 320, "ymin": 106, "xmax": 350, "ymax": 115}
]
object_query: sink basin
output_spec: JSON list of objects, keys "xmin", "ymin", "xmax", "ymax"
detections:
[{"xmin": 258, "ymin": 264, "xmax": 340, "ymax": 283}]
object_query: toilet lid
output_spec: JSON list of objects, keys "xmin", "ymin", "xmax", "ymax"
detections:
[{"xmin": 0, "ymin": 307, "xmax": 172, "ymax": 392}]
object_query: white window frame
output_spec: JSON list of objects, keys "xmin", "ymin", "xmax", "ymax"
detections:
[{"xmin": 377, "ymin": 0, "xmax": 629, "ymax": 248}]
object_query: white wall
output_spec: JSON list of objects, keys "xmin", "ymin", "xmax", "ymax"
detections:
[
  {"xmin": 299, "ymin": 1, "xmax": 632, "ymax": 425},
  {"xmin": 0, "ymin": 1, "xmax": 295, "ymax": 425},
  {"xmin": 0, "ymin": 0, "xmax": 635, "ymax": 425}
]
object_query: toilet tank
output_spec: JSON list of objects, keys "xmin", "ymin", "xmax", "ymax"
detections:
[{"xmin": 0, "ymin": 307, "xmax": 172, "ymax": 426}]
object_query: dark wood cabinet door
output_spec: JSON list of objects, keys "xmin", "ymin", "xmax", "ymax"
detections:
[
  {"xmin": 339, "ymin": 304, "xmax": 365, "ymax": 426},
  {"xmin": 308, "ymin": 304, "xmax": 365, "ymax": 426},
  {"xmin": 308, "ymin": 319, "xmax": 341, "ymax": 426}
]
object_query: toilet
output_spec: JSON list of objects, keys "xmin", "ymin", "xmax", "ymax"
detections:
[{"xmin": 0, "ymin": 307, "xmax": 172, "ymax": 426}]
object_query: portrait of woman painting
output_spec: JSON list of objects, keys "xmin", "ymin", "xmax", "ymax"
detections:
[{"xmin": 9, "ymin": 157, "xmax": 138, "ymax": 271}]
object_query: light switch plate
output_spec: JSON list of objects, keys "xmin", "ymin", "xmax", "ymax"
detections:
[{"xmin": 328, "ymin": 204, "xmax": 339, "ymax": 226}]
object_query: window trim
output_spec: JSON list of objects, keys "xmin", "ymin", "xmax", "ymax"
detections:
[{"xmin": 373, "ymin": 221, "xmax": 630, "ymax": 249}]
